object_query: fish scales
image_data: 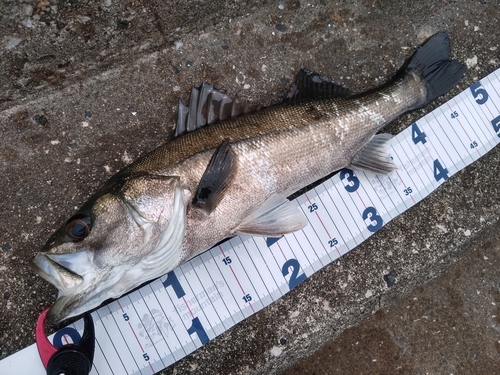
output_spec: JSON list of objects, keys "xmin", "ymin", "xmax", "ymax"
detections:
[
  {"xmin": 29, "ymin": 32, "xmax": 466, "ymax": 323},
  {"xmin": 167, "ymin": 72, "xmax": 425, "ymax": 261}
]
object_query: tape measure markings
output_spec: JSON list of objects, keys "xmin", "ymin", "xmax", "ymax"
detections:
[
  {"xmin": 237, "ymin": 238, "xmax": 279, "ymax": 304},
  {"xmin": 96, "ymin": 311, "xmax": 132, "ymax": 374},
  {"xmin": 135, "ymin": 289, "xmax": 175, "ymax": 364},
  {"xmin": 5, "ymin": 68, "xmax": 500, "ymax": 375}
]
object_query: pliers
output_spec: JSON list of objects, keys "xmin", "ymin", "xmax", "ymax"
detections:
[{"xmin": 35, "ymin": 307, "xmax": 95, "ymax": 375}]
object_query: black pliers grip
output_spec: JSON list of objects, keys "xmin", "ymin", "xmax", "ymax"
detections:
[{"xmin": 35, "ymin": 307, "xmax": 95, "ymax": 375}]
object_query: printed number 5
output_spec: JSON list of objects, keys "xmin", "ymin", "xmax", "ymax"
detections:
[{"xmin": 470, "ymin": 81, "xmax": 489, "ymax": 105}]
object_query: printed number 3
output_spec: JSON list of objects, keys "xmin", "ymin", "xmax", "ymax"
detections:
[
  {"xmin": 362, "ymin": 206, "xmax": 383, "ymax": 233},
  {"xmin": 340, "ymin": 168, "xmax": 360, "ymax": 192}
]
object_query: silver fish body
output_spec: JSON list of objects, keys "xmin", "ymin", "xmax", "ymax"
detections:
[{"xmin": 30, "ymin": 32, "xmax": 465, "ymax": 323}]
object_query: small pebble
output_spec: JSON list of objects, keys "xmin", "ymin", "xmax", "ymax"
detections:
[
  {"xmin": 33, "ymin": 114, "xmax": 48, "ymax": 126},
  {"xmin": 275, "ymin": 24, "xmax": 287, "ymax": 32},
  {"xmin": 1, "ymin": 242, "xmax": 12, "ymax": 252}
]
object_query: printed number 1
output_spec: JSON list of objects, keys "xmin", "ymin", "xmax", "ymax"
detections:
[
  {"xmin": 162, "ymin": 271, "xmax": 186, "ymax": 298},
  {"xmin": 187, "ymin": 317, "xmax": 209, "ymax": 345}
]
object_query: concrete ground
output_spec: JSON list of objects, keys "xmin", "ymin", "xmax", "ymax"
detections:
[
  {"xmin": 280, "ymin": 234, "xmax": 500, "ymax": 375},
  {"xmin": 1, "ymin": 1, "xmax": 500, "ymax": 374}
]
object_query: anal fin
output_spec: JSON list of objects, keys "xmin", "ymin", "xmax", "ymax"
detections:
[
  {"xmin": 192, "ymin": 140, "xmax": 236, "ymax": 214},
  {"xmin": 350, "ymin": 133, "xmax": 398, "ymax": 174},
  {"xmin": 235, "ymin": 194, "xmax": 308, "ymax": 236}
]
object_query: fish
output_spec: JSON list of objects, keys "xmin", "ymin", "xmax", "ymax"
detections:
[{"xmin": 30, "ymin": 32, "xmax": 465, "ymax": 323}]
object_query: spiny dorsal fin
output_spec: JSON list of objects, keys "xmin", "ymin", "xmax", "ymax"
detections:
[
  {"xmin": 192, "ymin": 140, "xmax": 236, "ymax": 214},
  {"xmin": 234, "ymin": 194, "xmax": 308, "ymax": 237},
  {"xmin": 287, "ymin": 69, "xmax": 352, "ymax": 101},
  {"xmin": 174, "ymin": 83, "xmax": 263, "ymax": 138}
]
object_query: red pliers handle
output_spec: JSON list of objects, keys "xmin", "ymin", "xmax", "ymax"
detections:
[{"xmin": 35, "ymin": 307, "xmax": 95, "ymax": 375}]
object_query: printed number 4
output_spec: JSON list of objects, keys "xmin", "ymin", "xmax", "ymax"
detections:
[
  {"xmin": 411, "ymin": 123, "xmax": 427, "ymax": 145},
  {"xmin": 433, "ymin": 159, "xmax": 449, "ymax": 182}
]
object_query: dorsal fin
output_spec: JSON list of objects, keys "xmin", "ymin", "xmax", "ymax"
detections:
[
  {"xmin": 174, "ymin": 83, "xmax": 263, "ymax": 138},
  {"xmin": 287, "ymin": 69, "xmax": 352, "ymax": 101}
]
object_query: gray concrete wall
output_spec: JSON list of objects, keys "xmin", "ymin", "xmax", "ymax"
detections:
[{"xmin": 1, "ymin": 1, "xmax": 499, "ymax": 374}]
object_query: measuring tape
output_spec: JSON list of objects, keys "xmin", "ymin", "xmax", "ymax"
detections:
[{"xmin": 2, "ymin": 67, "xmax": 500, "ymax": 375}]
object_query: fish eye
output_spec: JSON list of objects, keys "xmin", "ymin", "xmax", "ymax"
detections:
[{"xmin": 65, "ymin": 213, "xmax": 92, "ymax": 241}]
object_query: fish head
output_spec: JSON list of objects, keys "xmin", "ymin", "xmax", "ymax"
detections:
[{"xmin": 30, "ymin": 175, "xmax": 187, "ymax": 323}]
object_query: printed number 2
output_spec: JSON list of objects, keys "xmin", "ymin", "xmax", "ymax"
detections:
[{"xmin": 282, "ymin": 258, "xmax": 307, "ymax": 289}]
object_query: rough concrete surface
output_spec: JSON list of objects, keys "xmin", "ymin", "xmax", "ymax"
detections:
[
  {"xmin": 280, "ymin": 235, "xmax": 500, "ymax": 375},
  {"xmin": 0, "ymin": 0, "xmax": 499, "ymax": 374}
]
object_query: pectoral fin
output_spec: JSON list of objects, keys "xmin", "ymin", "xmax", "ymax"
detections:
[
  {"xmin": 235, "ymin": 194, "xmax": 308, "ymax": 236},
  {"xmin": 350, "ymin": 133, "xmax": 398, "ymax": 174},
  {"xmin": 193, "ymin": 140, "xmax": 236, "ymax": 214}
]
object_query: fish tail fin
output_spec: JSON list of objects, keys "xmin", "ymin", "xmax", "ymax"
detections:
[{"xmin": 408, "ymin": 32, "xmax": 466, "ymax": 106}]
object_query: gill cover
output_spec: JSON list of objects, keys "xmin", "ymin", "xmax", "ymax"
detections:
[{"xmin": 30, "ymin": 175, "xmax": 187, "ymax": 323}]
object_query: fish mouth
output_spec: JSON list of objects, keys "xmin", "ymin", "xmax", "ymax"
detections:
[
  {"xmin": 30, "ymin": 252, "xmax": 85, "ymax": 291},
  {"xmin": 30, "ymin": 251, "xmax": 101, "ymax": 323}
]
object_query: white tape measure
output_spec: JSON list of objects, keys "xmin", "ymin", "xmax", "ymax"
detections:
[{"xmin": 2, "ymin": 67, "xmax": 500, "ymax": 375}]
